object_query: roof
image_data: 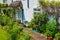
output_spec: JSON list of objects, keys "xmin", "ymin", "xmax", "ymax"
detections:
[{"xmin": 9, "ymin": 1, "xmax": 23, "ymax": 8}]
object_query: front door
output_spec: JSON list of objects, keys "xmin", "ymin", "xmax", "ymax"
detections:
[{"xmin": 15, "ymin": 9, "xmax": 25, "ymax": 23}]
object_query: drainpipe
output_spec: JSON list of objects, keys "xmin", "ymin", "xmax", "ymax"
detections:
[
  {"xmin": 27, "ymin": 0, "xmax": 29, "ymax": 8},
  {"xmin": 21, "ymin": 8, "xmax": 23, "ymax": 23}
]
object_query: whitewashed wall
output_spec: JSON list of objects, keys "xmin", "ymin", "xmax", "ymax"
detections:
[
  {"xmin": 7, "ymin": 0, "xmax": 12, "ymax": 5},
  {"xmin": 21, "ymin": 0, "xmax": 39, "ymax": 22},
  {"xmin": 0, "ymin": 0, "xmax": 4, "ymax": 3},
  {"xmin": 0, "ymin": 0, "xmax": 12, "ymax": 5}
]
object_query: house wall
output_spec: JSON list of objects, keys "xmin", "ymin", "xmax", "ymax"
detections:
[
  {"xmin": 21, "ymin": 0, "xmax": 39, "ymax": 22},
  {"xmin": 0, "ymin": 0, "xmax": 39, "ymax": 22},
  {"xmin": 7, "ymin": 0, "xmax": 12, "ymax": 5},
  {"xmin": 0, "ymin": 0, "xmax": 3, "ymax": 3},
  {"xmin": 0, "ymin": 0, "xmax": 12, "ymax": 5}
]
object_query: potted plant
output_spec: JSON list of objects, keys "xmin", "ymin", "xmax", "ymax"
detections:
[
  {"xmin": 44, "ymin": 30, "xmax": 53, "ymax": 40},
  {"xmin": 45, "ymin": 18, "xmax": 57, "ymax": 40},
  {"xmin": 55, "ymin": 32, "xmax": 60, "ymax": 40}
]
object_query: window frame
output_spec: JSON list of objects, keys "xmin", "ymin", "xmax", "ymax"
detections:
[
  {"xmin": 27, "ymin": 0, "xmax": 29, "ymax": 8},
  {"xmin": 3, "ymin": 0, "xmax": 7, "ymax": 3}
]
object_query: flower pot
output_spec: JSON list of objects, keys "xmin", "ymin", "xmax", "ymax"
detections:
[{"xmin": 47, "ymin": 36, "xmax": 53, "ymax": 40}]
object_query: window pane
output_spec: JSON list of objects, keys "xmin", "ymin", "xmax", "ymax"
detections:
[
  {"xmin": 27, "ymin": 0, "xmax": 29, "ymax": 8},
  {"xmin": 3, "ymin": 0, "xmax": 7, "ymax": 3},
  {"xmin": 58, "ymin": 17, "xmax": 60, "ymax": 24}
]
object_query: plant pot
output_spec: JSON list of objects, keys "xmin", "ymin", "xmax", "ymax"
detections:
[{"xmin": 47, "ymin": 36, "xmax": 53, "ymax": 40}]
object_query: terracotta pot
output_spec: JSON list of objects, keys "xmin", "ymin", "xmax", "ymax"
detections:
[{"xmin": 47, "ymin": 36, "xmax": 53, "ymax": 40}]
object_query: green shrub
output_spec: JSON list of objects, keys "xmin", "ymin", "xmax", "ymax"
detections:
[
  {"xmin": 0, "ymin": 15, "xmax": 7, "ymax": 26},
  {"xmin": 40, "ymin": 24, "xmax": 46, "ymax": 33},
  {"xmin": 0, "ymin": 26, "xmax": 10, "ymax": 40},
  {"xmin": 0, "ymin": 3, "xmax": 8, "ymax": 8},
  {"xmin": 46, "ymin": 18, "xmax": 57, "ymax": 37},
  {"xmin": 20, "ymin": 31, "xmax": 31, "ymax": 40},
  {"xmin": 0, "ymin": 15, "xmax": 14, "ymax": 26},
  {"xmin": 44, "ymin": 30, "xmax": 53, "ymax": 36},
  {"xmin": 28, "ymin": 12, "xmax": 47, "ymax": 32},
  {"xmin": 0, "ymin": 5, "xmax": 31, "ymax": 40},
  {"xmin": 46, "ymin": 18, "xmax": 57, "ymax": 32},
  {"xmin": 55, "ymin": 32, "xmax": 60, "ymax": 38},
  {"xmin": 3, "ymin": 22, "xmax": 23, "ymax": 40},
  {"xmin": 1, "ymin": 14, "xmax": 23, "ymax": 40}
]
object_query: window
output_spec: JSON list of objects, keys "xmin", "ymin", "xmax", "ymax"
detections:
[
  {"xmin": 27, "ymin": 0, "xmax": 29, "ymax": 8},
  {"xmin": 23, "ymin": 0, "xmax": 25, "ymax": 1},
  {"xmin": 58, "ymin": 17, "xmax": 60, "ymax": 24},
  {"xmin": 12, "ymin": 0, "xmax": 13, "ymax": 2},
  {"xmin": 3, "ymin": 0, "xmax": 7, "ymax": 3},
  {"xmin": 34, "ymin": 8, "xmax": 40, "ymax": 11},
  {"xmin": 48, "ymin": 14, "xmax": 55, "ymax": 19}
]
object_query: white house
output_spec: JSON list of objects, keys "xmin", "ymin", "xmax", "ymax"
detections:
[
  {"xmin": 0, "ymin": 0, "xmax": 39, "ymax": 22},
  {"xmin": 0, "ymin": 0, "xmax": 12, "ymax": 5},
  {"xmin": 21, "ymin": 0, "xmax": 39, "ymax": 22}
]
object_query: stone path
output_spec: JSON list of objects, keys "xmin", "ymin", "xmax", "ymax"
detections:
[{"xmin": 23, "ymin": 28, "xmax": 47, "ymax": 40}]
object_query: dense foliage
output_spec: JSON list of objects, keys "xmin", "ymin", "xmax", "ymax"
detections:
[
  {"xmin": 28, "ymin": 12, "xmax": 48, "ymax": 32},
  {"xmin": 39, "ymin": 0, "xmax": 60, "ymax": 26},
  {"xmin": 20, "ymin": 31, "xmax": 31, "ymax": 40},
  {"xmin": 0, "ymin": 27, "xmax": 10, "ymax": 40},
  {"xmin": 45, "ymin": 18, "xmax": 57, "ymax": 37},
  {"xmin": 0, "ymin": 7, "xmax": 31, "ymax": 40},
  {"xmin": 55, "ymin": 32, "xmax": 60, "ymax": 38},
  {"xmin": 0, "ymin": 3, "xmax": 8, "ymax": 8},
  {"xmin": 28, "ymin": 12, "xmax": 58, "ymax": 39},
  {"xmin": 39, "ymin": 0, "xmax": 60, "ymax": 7}
]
